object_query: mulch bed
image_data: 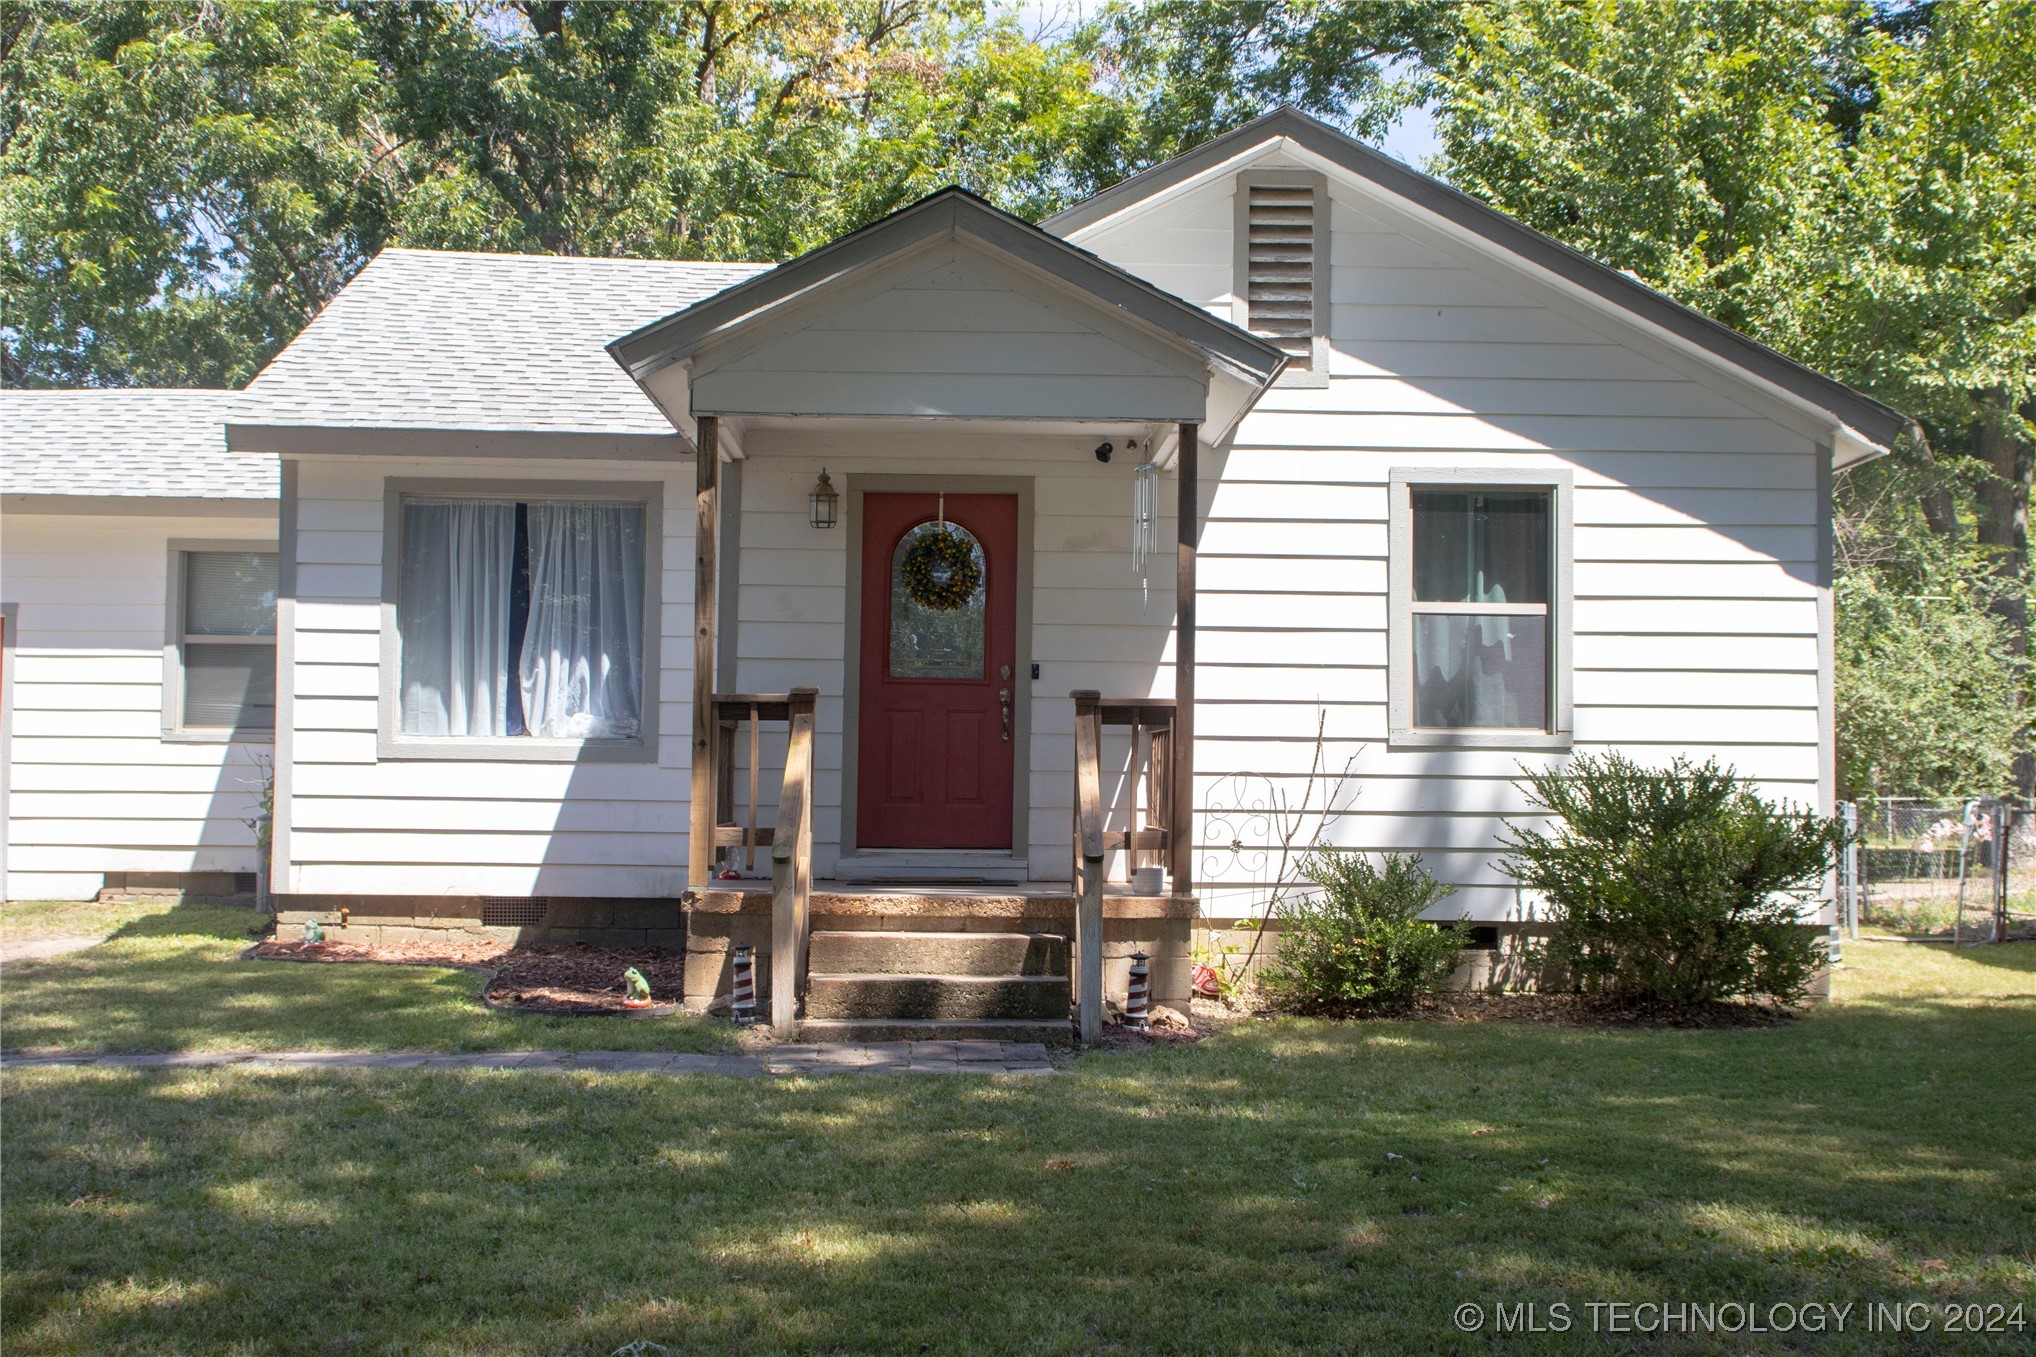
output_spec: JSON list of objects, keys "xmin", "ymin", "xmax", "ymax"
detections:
[
  {"xmin": 1408, "ymin": 991, "xmax": 1797, "ymax": 1029},
  {"xmin": 249, "ymin": 939, "xmax": 686, "ymax": 1016}
]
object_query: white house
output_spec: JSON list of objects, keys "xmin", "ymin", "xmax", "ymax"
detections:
[
  {"xmin": 1, "ymin": 391, "xmax": 278, "ymax": 903},
  {"xmin": 1, "ymin": 109, "xmax": 1913, "ymax": 1037}
]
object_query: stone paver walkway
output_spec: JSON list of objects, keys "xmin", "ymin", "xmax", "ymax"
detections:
[{"xmin": 0, "ymin": 1040, "xmax": 1058, "ymax": 1078}]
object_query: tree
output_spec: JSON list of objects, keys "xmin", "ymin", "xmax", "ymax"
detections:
[
  {"xmin": 1429, "ymin": 0, "xmax": 2035, "ymax": 793},
  {"xmin": 1074, "ymin": 0, "xmax": 1459, "ymax": 182},
  {"xmin": 1, "ymin": 0, "xmax": 387, "ymax": 386},
  {"xmin": 1835, "ymin": 459, "xmax": 2020, "ymax": 797},
  {"xmin": 1, "ymin": 1, "xmax": 1124, "ymax": 387}
]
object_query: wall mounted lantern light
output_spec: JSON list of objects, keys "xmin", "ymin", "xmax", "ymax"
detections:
[{"xmin": 809, "ymin": 467, "xmax": 839, "ymax": 529}]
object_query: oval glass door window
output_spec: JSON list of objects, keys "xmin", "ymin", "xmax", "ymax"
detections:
[{"xmin": 889, "ymin": 522, "xmax": 986, "ymax": 679}]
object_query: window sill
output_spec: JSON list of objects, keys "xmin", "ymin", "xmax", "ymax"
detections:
[
  {"xmin": 1388, "ymin": 728, "xmax": 1574, "ymax": 751},
  {"xmin": 163, "ymin": 728, "xmax": 275, "ymax": 746},
  {"xmin": 376, "ymin": 734, "xmax": 656, "ymax": 763}
]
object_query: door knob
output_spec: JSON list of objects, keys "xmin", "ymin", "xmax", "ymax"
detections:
[{"xmin": 998, "ymin": 687, "xmax": 1012, "ymax": 741}]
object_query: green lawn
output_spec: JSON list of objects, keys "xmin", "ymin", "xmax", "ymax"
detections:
[
  {"xmin": 0, "ymin": 897, "xmax": 178, "ymax": 947},
  {"xmin": 3, "ymin": 921, "xmax": 2032, "ymax": 1356},
  {"xmin": 0, "ymin": 902, "xmax": 733, "ymax": 1056}
]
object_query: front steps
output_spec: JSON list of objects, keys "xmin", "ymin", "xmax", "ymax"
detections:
[
  {"xmin": 799, "ymin": 929, "xmax": 1072, "ymax": 1044},
  {"xmin": 832, "ymin": 851, "xmax": 1031, "ymax": 886}
]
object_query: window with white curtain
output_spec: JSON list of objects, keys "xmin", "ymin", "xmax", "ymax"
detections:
[
  {"xmin": 171, "ymin": 549, "xmax": 278, "ymax": 736},
  {"xmin": 396, "ymin": 496, "xmax": 646, "ymax": 741},
  {"xmin": 1388, "ymin": 470, "xmax": 1573, "ymax": 749}
]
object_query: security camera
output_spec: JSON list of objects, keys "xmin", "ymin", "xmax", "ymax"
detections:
[{"xmin": 1094, "ymin": 441, "xmax": 1113, "ymax": 463}]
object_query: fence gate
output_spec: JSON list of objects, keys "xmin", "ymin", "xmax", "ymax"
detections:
[{"xmin": 1845, "ymin": 798, "xmax": 2030, "ymax": 944}]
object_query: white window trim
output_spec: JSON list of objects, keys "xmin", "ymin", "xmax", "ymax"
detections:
[
  {"xmin": 162, "ymin": 538, "xmax": 279, "ymax": 744},
  {"xmin": 377, "ymin": 477, "xmax": 664, "ymax": 763},
  {"xmin": 1387, "ymin": 468, "xmax": 1573, "ymax": 749},
  {"xmin": 1233, "ymin": 166, "xmax": 1330, "ymax": 388}
]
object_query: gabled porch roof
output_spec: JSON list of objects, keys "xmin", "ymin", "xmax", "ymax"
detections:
[{"xmin": 607, "ymin": 187, "xmax": 1287, "ymax": 455}]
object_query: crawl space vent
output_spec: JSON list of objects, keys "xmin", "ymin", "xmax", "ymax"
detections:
[{"xmin": 481, "ymin": 897, "xmax": 549, "ymax": 927}]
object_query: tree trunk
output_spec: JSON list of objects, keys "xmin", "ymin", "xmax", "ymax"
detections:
[{"xmin": 1972, "ymin": 389, "xmax": 2034, "ymax": 797}]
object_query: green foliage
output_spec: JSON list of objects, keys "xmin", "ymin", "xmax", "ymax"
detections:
[
  {"xmin": 1, "ymin": 1, "xmax": 1129, "ymax": 386},
  {"xmin": 1502, "ymin": 753, "xmax": 1845, "ymax": 1007},
  {"xmin": 1257, "ymin": 850, "xmax": 1463, "ymax": 1016},
  {"xmin": 1079, "ymin": 0, "xmax": 1458, "ymax": 171},
  {"xmin": 1835, "ymin": 457, "xmax": 2021, "ymax": 797}
]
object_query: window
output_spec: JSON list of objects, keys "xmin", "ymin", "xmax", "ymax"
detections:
[
  {"xmin": 1388, "ymin": 470, "xmax": 1572, "ymax": 748},
  {"xmin": 1235, "ymin": 169, "xmax": 1328, "ymax": 386},
  {"xmin": 383, "ymin": 484, "xmax": 659, "ymax": 757},
  {"xmin": 167, "ymin": 547, "xmax": 277, "ymax": 738},
  {"xmin": 888, "ymin": 521, "xmax": 986, "ymax": 680}
]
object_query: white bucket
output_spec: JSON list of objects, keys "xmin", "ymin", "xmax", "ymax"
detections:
[{"xmin": 1132, "ymin": 865, "xmax": 1166, "ymax": 896}]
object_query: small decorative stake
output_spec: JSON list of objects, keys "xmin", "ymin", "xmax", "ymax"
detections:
[
  {"xmin": 621, "ymin": 966, "xmax": 654, "ymax": 1010},
  {"xmin": 301, "ymin": 918, "xmax": 325, "ymax": 946},
  {"xmin": 1124, "ymin": 951, "xmax": 1150, "ymax": 1029},
  {"xmin": 730, "ymin": 944, "xmax": 758, "ymax": 1026}
]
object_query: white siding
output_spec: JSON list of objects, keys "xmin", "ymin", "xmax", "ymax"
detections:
[
  {"xmin": 729, "ymin": 427, "xmax": 1178, "ymax": 883},
  {"xmin": 280, "ymin": 456, "xmax": 693, "ymax": 898},
  {"xmin": 689, "ymin": 242, "xmax": 1210, "ymax": 422},
  {"xmin": 1071, "ymin": 150, "xmax": 1829, "ymax": 921},
  {"xmin": 3, "ymin": 512, "xmax": 275, "ymax": 900}
]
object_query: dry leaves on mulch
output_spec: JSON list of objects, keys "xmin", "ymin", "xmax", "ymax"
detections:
[
  {"xmin": 1408, "ymin": 991, "xmax": 1797, "ymax": 1029},
  {"xmin": 250, "ymin": 939, "xmax": 686, "ymax": 1015}
]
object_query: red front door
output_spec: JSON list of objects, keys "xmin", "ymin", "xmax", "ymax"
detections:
[{"xmin": 857, "ymin": 492, "xmax": 1018, "ymax": 849}]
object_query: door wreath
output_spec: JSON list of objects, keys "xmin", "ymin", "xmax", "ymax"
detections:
[{"xmin": 900, "ymin": 526, "xmax": 982, "ymax": 611}]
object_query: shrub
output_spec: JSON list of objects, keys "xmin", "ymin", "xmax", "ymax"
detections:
[
  {"xmin": 1502, "ymin": 753, "xmax": 1844, "ymax": 1007},
  {"xmin": 1257, "ymin": 851, "xmax": 1464, "ymax": 1016}
]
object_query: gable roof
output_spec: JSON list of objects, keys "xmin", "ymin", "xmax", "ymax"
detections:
[
  {"xmin": 238, "ymin": 249, "xmax": 768, "ymax": 439},
  {"xmin": 609, "ymin": 187, "xmax": 1287, "ymax": 389},
  {"xmin": 1, "ymin": 389, "xmax": 274, "ymax": 502},
  {"xmin": 1045, "ymin": 106, "xmax": 1918, "ymax": 459}
]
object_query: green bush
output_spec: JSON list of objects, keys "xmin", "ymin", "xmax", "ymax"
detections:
[
  {"xmin": 1502, "ymin": 753, "xmax": 1844, "ymax": 1007},
  {"xmin": 1257, "ymin": 851, "xmax": 1465, "ymax": 1016}
]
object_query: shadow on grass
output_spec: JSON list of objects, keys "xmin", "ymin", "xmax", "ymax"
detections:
[
  {"xmin": 0, "ymin": 904, "xmax": 733, "ymax": 1058},
  {"xmin": 4, "ymin": 971, "xmax": 2033, "ymax": 1355}
]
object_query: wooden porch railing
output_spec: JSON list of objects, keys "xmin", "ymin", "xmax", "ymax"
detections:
[
  {"xmin": 1071, "ymin": 691, "xmax": 1189, "ymax": 1040},
  {"xmin": 698, "ymin": 688, "xmax": 817, "ymax": 1036}
]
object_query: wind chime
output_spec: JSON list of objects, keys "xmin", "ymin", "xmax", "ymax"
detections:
[{"xmin": 1131, "ymin": 445, "xmax": 1161, "ymax": 615}]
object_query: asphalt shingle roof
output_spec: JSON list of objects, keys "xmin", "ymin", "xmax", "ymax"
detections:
[
  {"xmin": 1, "ymin": 389, "xmax": 273, "ymax": 500},
  {"xmin": 242, "ymin": 249, "xmax": 770, "ymax": 434}
]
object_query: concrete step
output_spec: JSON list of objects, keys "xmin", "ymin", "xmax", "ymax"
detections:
[
  {"xmin": 833, "ymin": 851, "xmax": 1030, "ymax": 886},
  {"xmin": 807, "ymin": 929, "xmax": 1067, "ymax": 977},
  {"xmin": 805, "ymin": 973, "xmax": 1071, "ymax": 1021},
  {"xmin": 796, "ymin": 1017, "xmax": 1072, "ymax": 1047}
]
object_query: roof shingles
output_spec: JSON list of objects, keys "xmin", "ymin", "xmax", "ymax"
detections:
[
  {"xmin": 2, "ymin": 389, "xmax": 272, "ymax": 500},
  {"xmin": 242, "ymin": 250, "xmax": 768, "ymax": 434}
]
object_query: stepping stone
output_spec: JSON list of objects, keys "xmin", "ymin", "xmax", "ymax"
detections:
[
  {"xmin": 421, "ymin": 1053, "xmax": 534, "ymax": 1070},
  {"xmin": 568, "ymin": 1052, "xmax": 676, "ymax": 1073}
]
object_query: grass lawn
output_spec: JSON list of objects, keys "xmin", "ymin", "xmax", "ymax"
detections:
[
  {"xmin": 0, "ymin": 898, "xmax": 181, "ymax": 947},
  {"xmin": 4, "ymin": 925, "xmax": 2032, "ymax": 1355},
  {"xmin": 0, "ymin": 902, "xmax": 733, "ymax": 1056}
]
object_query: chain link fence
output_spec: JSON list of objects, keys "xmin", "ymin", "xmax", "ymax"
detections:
[{"xmin": 1835, "ymin": 798, "xmax": 2033, "ymax": 944}]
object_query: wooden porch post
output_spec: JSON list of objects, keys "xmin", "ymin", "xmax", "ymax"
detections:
[
  {"xmin": 1173, "ymin": 421, "xmax": 1198, "ymax": 897},
  {"xmin": 688, "ymin": 415, "xmax": 719, "ymax": 891}
]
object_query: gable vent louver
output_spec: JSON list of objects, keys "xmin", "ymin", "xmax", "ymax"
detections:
[{"xmin": 1245, "ymin": 183, "xmax": 1317, "ymax": 368}]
